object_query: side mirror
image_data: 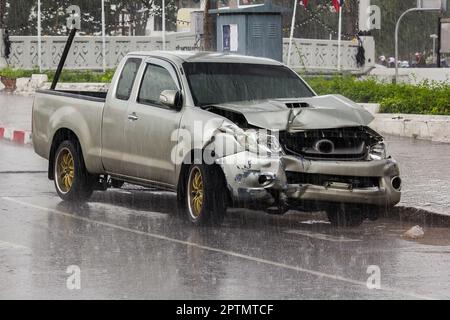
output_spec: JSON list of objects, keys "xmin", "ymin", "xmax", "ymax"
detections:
[{"xmin": 159, "ymin": 90, "xmax": 182, "ymax": 110}]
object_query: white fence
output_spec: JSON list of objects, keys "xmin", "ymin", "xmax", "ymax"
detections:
[
  {"xmin": 7, "ymin": 32, "xmax": 200, "ymax": 70},
  {"xmin": 7, "ymin": 34, "xmax": 374, "ymax": 74},
  {"xmin": 283, "ymin": 37, "xmax": 375, "ymax": 73}
]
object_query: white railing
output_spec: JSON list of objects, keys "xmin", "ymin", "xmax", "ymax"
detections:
[
  {"xmin": 283, "ymin": 37, "xmax": 375, "ymax": 73},
  {"xmin": 7, "ymin": 33, "xmax": 199, "ymax": 70},
  {"xmin": 7, "ymin": 34, "xmax": 374, "ymax": 74}
]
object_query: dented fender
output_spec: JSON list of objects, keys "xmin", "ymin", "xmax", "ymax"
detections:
[{"xmin": 215, "ymin": 151, "xmax": 287, "ymax": 199}]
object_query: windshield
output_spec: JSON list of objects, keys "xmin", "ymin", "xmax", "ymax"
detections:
[{"xmin": 183, "ymin": 62, "xmax": 314, "ymax": 106}]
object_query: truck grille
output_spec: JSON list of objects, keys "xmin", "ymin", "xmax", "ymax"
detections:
[
  {"xmin": 279, "ymin": 126, "xmax": 382, "ymax": 161},
  {"xmin": 286, "ymin": 172, "xmax": 380, "ymax": 189}
]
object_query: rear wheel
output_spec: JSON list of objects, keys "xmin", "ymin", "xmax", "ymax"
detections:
[
  {"xmin": 326, "ymin": 204, "xmax": 365, "ymax": 227},
  {"xmin": 178, "ymin": 164, "xmax": 227, "ymax": 226},
  {"xmin": 54, "ymin": 140, "xmax": 95, "ymax": 202}
]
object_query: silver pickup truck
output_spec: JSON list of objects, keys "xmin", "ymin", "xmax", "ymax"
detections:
[{"xmin": 32, "ymin": 51, "xmax": 402, "ymax": 227}]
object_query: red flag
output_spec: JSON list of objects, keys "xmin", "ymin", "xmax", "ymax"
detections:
[
  {"xmin": 332, "ymin": 0, "xmax": 341, "ymax": 12},
  {"xmin": 302, "ymin": 0, "xmax": 308, "ymax": 7}
]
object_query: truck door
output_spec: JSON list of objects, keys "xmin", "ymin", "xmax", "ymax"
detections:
[
  {"xmin": 101, "ymin": 57, "xmax": 143, "ymax": 175},
  {"xmin": 124, "ymin": 58, "xmax": 183, "ymax": 186}
]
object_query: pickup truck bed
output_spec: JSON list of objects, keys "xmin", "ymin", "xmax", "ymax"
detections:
[
  {"xmin": 33, "ymin": 89, "xmax": 106, "ymax": 176},
  {"xmin": 36, "ymin": 89, "xmax": 107, "ymax": 102}
]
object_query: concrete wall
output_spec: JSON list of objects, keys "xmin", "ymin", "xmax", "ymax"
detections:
[{"xmin": 361, "ymin": 103, "xmax": 450, "ymax": 143}]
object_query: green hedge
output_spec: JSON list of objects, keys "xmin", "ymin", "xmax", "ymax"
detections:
[
  {"xmin": 0, "ymin": 68, "xmax": 115, "ymax": 83},
  {"xmin": 0, "ymin": 68, "xmax": 36, "ymax": 79},
  {"xmin": 307, "ymin": 76, "xmax": 450, "ymax": 116}
]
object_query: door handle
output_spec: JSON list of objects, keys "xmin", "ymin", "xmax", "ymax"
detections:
[{"xmin": 128, "ymin": 112, "xmax": 139, "ymax": 121}]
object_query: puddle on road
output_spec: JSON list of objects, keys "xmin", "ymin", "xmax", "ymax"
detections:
[
  {"xmin": 0, "ymin": 240, "xmax": 30, "ymax": 251},
  {"xmin": 284, "ymin": 229, "xmax": 361, "ymax": 242},
  {"xmin": 300, "ymin": 220, "xmax": 330, "ymax": 225}
]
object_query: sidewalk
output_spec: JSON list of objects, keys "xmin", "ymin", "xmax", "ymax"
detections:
[{"xmin": 0, "ymin": 93, "xmax": 33, "ymax": 144}]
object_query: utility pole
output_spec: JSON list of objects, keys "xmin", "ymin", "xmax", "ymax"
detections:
[
  {"xmin": 38, "ymin": 0, "xmax": 42, "ymax": 72},
  {"xmin": 102, "ymin": 0, "xmax": 106, "ymax": 72},
  {"xmin": 162, "ymin": 0, "xmax": 166, "ymax": 50},
  {"xmin": 337, "ymin": 5, "xmax": 342, "ymax": 72},
  {"xmin": 437, "ymin": 17, "xmax": 442, "ymax": 68},
  {"xmin": 287, "ymin": 0, "xmax": 298, "ymax": 67},
  {"xmin": 202, "ymin": 0, "xmax": 214, "ymax": 51}
]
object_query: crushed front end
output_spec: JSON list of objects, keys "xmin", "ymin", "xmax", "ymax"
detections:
[{"xmin": 216, "ymin": 126, "xmax": 401, "ymax": 214}]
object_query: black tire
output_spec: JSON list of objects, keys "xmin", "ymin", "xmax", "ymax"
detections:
[
  {"xmin": 110, "ymin": 179, "xmax": 124, "ymax": 189},
  {"xmin": 326, "ymin": 204, "xmax": 365, "ymax": 227},
  {"xmin": 177, "ymin": 164, "xmax": 227, "ymax": 226},
  {"xmin": 53, "ymin": 140, "xmax": 95, "ymax": 202}
]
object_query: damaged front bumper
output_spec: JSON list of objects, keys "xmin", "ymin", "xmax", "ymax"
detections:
[{"xmin": 216, "ymin": 152, "xmax": 401, "ymax": 211}]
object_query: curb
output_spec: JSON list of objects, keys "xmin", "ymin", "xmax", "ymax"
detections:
[
  {"xmin": 360, "ymin": 104, "xmax": 450, "ymax": 143},
  {"xmin": 0, "ymin": 127, "xmax": 32, "ymax": 146},
  {"xmin": 385, "ymin": 206, "xmax": 450, "ymax": 228}
]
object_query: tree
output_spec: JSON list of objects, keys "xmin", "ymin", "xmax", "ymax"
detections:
[
  {"xmin": 3, "ymin": 0, "xmax": 178, "ymax": 36},
  {"xmin": 5, "ymin": 0, "xmax": 34, "ymax": 35},
  {"xmin": 0, "ymin": 0, "xmax": 5, "ymax": 28}
]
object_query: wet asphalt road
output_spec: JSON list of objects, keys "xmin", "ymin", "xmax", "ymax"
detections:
[{"xmin": 1, "ymin": 141, "xmax": 450, "ymax": 300}]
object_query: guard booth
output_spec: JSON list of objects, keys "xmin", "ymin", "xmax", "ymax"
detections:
[{"xmin": 209, "ymin": 0, "xmax": 283, "ymax": 61}]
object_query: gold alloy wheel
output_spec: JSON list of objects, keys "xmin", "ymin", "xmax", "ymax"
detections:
[
  {"xmin": 56, "ymin": 148, "xmax": 75, "ymax": 193},
  {"xmin": 188, "ymin": 167, "xmax": 204, "ymax": 218}
]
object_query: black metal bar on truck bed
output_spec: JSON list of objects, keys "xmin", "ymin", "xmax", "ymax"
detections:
[{"xmin": 51, "ymin": 28, "xmax": 77, "ymax": 90}]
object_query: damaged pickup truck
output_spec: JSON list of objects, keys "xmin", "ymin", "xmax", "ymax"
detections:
[{"xmin": 32, "ymin": 51, "xmax": 402, "ymax": 227}]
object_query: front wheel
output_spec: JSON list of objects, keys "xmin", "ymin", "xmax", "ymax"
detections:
[
  {"xmin": 53, "ymin": 140, "xmax": 95, "ymax": 202},
  {"xmin": 326, "ymin": 204, "xmax": 365, "ymax": 227},
  {"xmin": 178, "ymin": 164, "xmax": 228, "ymax": 226}
]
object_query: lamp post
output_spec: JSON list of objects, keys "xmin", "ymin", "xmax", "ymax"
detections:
[
  {"xmin": 162, "ymin": 0, "xmax": 166, "ymax": 50},
  {"xmin": 287, "ymin": 0, "xmax": 298, "ymax": 67},
  {"xmin": 38, "ymin": 0, "xmax": 42, "ymax": 72},
  {"xmin": 102, "ymin": 0, "xmax": 106, "ymax": 72},
  {"xmin": 395, "ymin": 4, "xmax": 444, "ymax": 83},
  {"xmin": 337, "ymin": 5, "xmax": 342, "ymax": 72}
]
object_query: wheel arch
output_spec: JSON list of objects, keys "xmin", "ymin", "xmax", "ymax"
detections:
[
  {"xmin": 48, "ymin": 128, "xmax": 82, "ymax": 180},
  {"xmin": 176, "ymin": 149, "xmax": 232, "ymax": 205}
]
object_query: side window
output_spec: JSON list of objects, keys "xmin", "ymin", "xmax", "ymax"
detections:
[
  {"xmin": 116, "ymin": 58, "xmax": 142, "ymax": 101},
  {"xmin": 138, "ymin": 63, "xmax": 179, "ymax": 106}
]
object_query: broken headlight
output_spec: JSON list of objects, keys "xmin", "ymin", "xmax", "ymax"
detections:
[
  {"xmin": 367, "ymin": 142, "xmax": 387, "ymax": 160},
  {"xmin": 219, "ymin": 123, "xmax": 283, "ymax": 156}
]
